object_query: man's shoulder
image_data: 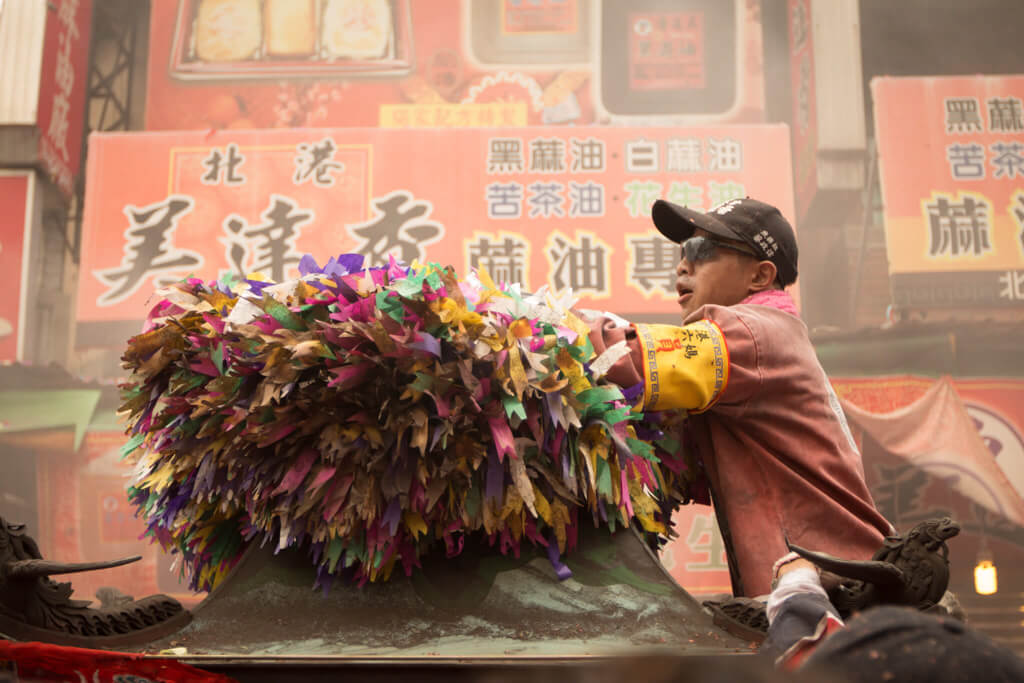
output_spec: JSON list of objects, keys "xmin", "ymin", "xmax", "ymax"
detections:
[{"xmin": 689, "ymin": 302, "xmax": 809, "ymax": 338}]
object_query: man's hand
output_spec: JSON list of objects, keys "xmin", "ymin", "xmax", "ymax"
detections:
[{"xmin": 586, "ymin": 317, "xmax": 643, "ymax": 388}]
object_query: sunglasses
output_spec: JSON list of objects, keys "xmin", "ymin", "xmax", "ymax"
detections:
[{"xmin": 680, "ymin": 235, "xmax": 759, "ymax": 264}]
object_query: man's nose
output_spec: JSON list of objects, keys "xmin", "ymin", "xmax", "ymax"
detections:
[{"xmin": 676, "ymin": 258, "xmax": 691, "ymax": 276}]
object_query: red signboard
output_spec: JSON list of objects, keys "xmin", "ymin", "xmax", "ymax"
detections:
[
  {"xmin": 78, "ymin": 125, "xmax": 796, "ymax": 325},
  {"xmin": 0, "ymin": 172, "xmax": 34, "ymax": 362},
  {"xmin": 660, "ymin": 505, "xmax": 732, "ymax": 596},
  {"xmin": 627, "ymin": 10, "xmax": 706, "ymax": 92},
  {"xmin": 36, "ymin": 0, "xmax": 93, "ymax": 198},
  {"xmin": 872, "ymin": 75, "xmax": 1024, "ymax": 308},
  {"xmin": 143, "ymin": 0, "xmax": 767, "ymax": 131}
]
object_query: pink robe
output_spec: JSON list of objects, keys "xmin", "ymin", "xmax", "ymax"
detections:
[{"xmin": 592, "ymin": 291, "xmax": 893, "ymax": 596}]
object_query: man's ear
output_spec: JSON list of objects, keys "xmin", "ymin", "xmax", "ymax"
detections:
[{"xmin": 748, "ymin": 260, "xmax": 778, "ymax": 293}]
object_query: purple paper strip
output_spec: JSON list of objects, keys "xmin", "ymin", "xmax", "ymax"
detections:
[
  {"xmin": 485, "ymin": 447, "xmax": 504, "ymax": 501},
  {"xmin": 329, "ymin": 277, "xmax": 357, "ymax": 301},
  {"xmin": 621, "ymin": 382, "xmax": 644, "ymax": 402},
  {"xmin": 632, "ymin": 425, "xmax": 662, "ymax": 441},
  {"xmin": 298, "ymin": 253, "xmax": 320, "ymax": 276},
  {"xmin": 407, "ymin": 332, "xmax": 441, "ymax": 358},
  {"xmin": 429, "ymin": 424, "xmax": 444, "ymax": 449},
  {"xmin": 383, "ymin": 497, "xmax": 402, "ymax": 536},
  {"xmin": 335, "ymin": 253, "xmax": 365, "ymax": 274},
  {"xmin": 245, "ymin": 279, "xmax": 272, "ymax": 295},
  {"xmin": 546, "ymin": 539, "xmax": 573, "ymax": 581}
]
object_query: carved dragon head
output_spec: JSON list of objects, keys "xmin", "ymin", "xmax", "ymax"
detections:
[
  {"xmin": 906, "ymin": 517, "xmax": 961, "ymax": 552},
  {"xmin": 0, "ymin": 515, "xmax": 190, "ymax": 646},
  {"xmin": 0, "ymin": 515, "xmax": 142, "ymax": 582},
  {"xmin": 785, "ymin": 517, "xmax": 961, "ymax": 612},
  {"xmin": 0, "ymin": 517, "xmax": 44, "ymax": 564}
]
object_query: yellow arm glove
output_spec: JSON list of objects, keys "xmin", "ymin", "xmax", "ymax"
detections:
[{"xmin": 632, "ymin": 321, "xmax": 730, "ymax": 413}]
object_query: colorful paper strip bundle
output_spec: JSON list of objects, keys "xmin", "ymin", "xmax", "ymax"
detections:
[{"xmin": 120, "ymin": 254, "xmax": 698, "ymax": 591}]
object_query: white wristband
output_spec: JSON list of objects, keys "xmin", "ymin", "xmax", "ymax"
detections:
[
  {"xmin": 766, "ymin": 567, "xmax": 834, "ymax": 625},
  {"xmin": 771, "ymin": 551, "xmax": 804, "ymax": 581}
]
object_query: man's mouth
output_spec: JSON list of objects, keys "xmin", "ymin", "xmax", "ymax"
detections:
[{"xmin": 676, "ymin": 284, "xmax": 693, "ymax": 302}]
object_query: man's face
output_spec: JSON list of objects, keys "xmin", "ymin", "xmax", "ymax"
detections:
[{"xmin": 675, "ymin": 228, "xmax": 760, "ymax": 320}]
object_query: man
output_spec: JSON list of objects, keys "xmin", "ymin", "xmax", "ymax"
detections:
[{"xmin": 588, "ymin": 196, "xmax": 893, "ymax": 598}]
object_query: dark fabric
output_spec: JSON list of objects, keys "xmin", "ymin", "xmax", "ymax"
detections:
[
  {"xmin": 762, "ymin": 593, "xmax": 839, "ymax": 662},
  {"xmin": 804, "ymin": 606, "xmax": 1024, "ymax": 682},
  {"xmin": 651, "ymin": 197, "xmax": 799, "ymax": 286}
]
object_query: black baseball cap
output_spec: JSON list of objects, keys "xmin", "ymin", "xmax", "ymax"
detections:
[{"xmin": 651, "ymin": 197, "xmax": 799, "ymax": 287}]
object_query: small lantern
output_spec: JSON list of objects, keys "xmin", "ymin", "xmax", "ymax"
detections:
[{"xmin": 975, "ymin": 546, "xmax": 998, "ymax": 596}]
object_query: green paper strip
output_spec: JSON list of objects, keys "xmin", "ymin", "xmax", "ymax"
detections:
[
  {"xmin": 577, "ymin": 386, "xmax": 623, "ymax": 405},
  {"xmin": 375, "ymin": 291, "xmax": 406, "ymax": 322},
  {"xmin": 656, "ymin": 433, "xmax": 681, "ymax": 454},
  {"xmin": 395, "ymin": 275, "xmax": 424, "ymax": 298},
  {"xmin": 262, "ymin": 296, "xmax": 305, "ymax": 331},
  {"xmin": 410, "ymin": 372, "xmax": 434, "ymax": 392},
  {"xmin": 595, "ymin": 457, "xmax": 612, "ymax": 497},
  {"xmin": 502, "ymin": 394, "xmax": 527, "ymax": 421},
  {"xmin": 625, "ymin": 437, "xmax": 657, "ymax": 462},
  {"xmin": 465, "ymin": 484, "xmax": 481, "ymax": 520},
  {"xmin": 211, "ymin": 343, "xmax": 225, "ymax": 375},
  {"xmin": 326, "ymin": 537, "xmax": 344, "ymax": 572},
  {"xmin": 121, "ymin": 432, "xmax": 146, "ymax": 458}
]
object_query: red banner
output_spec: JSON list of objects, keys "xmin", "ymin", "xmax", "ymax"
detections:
[
  {"xmin": 78, "ymin": 125, "xmax": 796, "ymax": 325},
  {"xmin": 833, "ymin": 376, "xmax": 1024, "ymax": 504},
  {"xmin": 0, "ymin": 641, "xmax": 232, "ymax": 683},
  {"xmin": 0, "ymin": 172, "xmax": 34, "ymax": 362},
  {"xmin": 842, "ymin": 377, "xmax": 1024, "ymax": 527},
  {"xmin": 871, "ymin": 75, "xmax": 1024, "ymax": 308},
  {"xmin": 143, "ymin": 0, "xmax": 767, "ymax": 131},
  {"xmin": 36, "ymin": 0, "xmax": 93, "ymax": 198}
]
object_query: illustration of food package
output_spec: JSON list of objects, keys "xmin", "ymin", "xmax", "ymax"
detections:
[{"xmin": 146, "ymin": 0, "xmax": 763, "ymax": 130}]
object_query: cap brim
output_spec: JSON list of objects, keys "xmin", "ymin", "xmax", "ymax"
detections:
[{"xmin": 651, "ymin": 199, "xmax": 747, "ymax": 244}]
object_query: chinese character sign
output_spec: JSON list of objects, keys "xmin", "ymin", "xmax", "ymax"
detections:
[
  {"xmin": 0, "ymin": 173, "xmax": 33, "ymax": 362},
  {"xmin": 78, "ymin": 126, "xmax": 795, "ymax": 324},
  {"xmin": 872, "ymin": 76, "xmax": 1024, "ymax": 308},
  {"xmin": 659, "ymin": 506, "xmax": 732, "ymax": 595},
  {"xmin": 36, "ymin": 0, "xmax": 93, "ymax": 198}
]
